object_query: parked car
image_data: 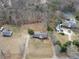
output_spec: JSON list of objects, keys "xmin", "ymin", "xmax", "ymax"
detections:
[
  {"xmin": 0, "ymin": 27, "xmax": 4, "ymax": 32},
  {"xmin": 2, "ymin": 29, "xmax": 13, "ymax": 37},
  {"xmin": 33, "ymin": 32, "xmax": 48, "ymax": 39}
]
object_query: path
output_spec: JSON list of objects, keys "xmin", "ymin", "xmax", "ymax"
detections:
[
  {"xmin": 22, "ymin": 34, "xmax": 30, "ymax": 59},
  {"xmin": 48, "ymin": 33, "xmax": 58, "ymax": 59},
  {"xmin": 61, "ymin": 28, "xmax": 75, "ymax": 41},
  {"xmin": 51, "ymin": 44, "xmax": 58, "ymax": 59}
]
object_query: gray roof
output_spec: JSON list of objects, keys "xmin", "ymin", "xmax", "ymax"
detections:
[
  {"xmin": 2, "ymin": 29, "xmax": 13, "ymax": 37},
  {"xmin": 33, "ymin": 32, "xmax": 48, "ymax": 39},
  {"xmin": 62, "ymin": 13, "xmax": 76, "ymax": 28}
]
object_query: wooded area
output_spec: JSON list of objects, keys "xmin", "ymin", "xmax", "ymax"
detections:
[{"xmin": 0, "ymin": 0, "xmax": 79, "ymax": 26}]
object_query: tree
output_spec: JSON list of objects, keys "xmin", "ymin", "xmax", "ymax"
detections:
[
  {"xmin": 62, "ymin": 1, "xmax": 75, "ymax": 13},
  {"xmin": 48, "ymin": 0, "xmax": 60, "ymax": 11},
  {"xmin": 28, "ymin": 29, "xmax": 34, "ymax": 35}
]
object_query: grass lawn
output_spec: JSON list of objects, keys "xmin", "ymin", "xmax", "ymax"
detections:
[
  {"xmin": 28, "ymin": 38, "xmax": 53, "ymax": 59},
  {"xmin": 54, "ymin": 31, "xmax": 79, "ymax": 45},
  {"xmin": 54, "ymin": 31, "xmax": 68, "ymax": 44}
]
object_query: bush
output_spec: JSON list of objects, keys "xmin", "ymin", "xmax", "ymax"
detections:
[
  {"xmin": 59, "ymin": 33, "xmax": 65, "ymax": 35},
  {"xmin": 60, "ymin": 45, "xmax": 67, "ymax": 53},
  {"xmin": 63, "ymin": 41, "xmax": 72, "ymax": 47},
  {"xmin": 56, "ymin": 40, "xmax": 61, "ymax": 46},
  {"xmin": 76, "ymin": 16, "xmax": 79, "ymax": 21},
  {"xmin": 73, "ymin": 40, "xmax": 79, "ymax": 47},
  {"xmin": 60, "ymin": 41, "xmax": 72, "ymax": 53},
  {"xmin": 28, "ymin": 29, "xmax": 34, "ymax": 35},
  {"xmin": 47, "ymin": 25, "xmax": 53, "ymax": 32}
]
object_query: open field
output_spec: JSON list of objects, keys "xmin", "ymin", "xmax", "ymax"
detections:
[{"xmin": 28, "ymin": 38, "xmax": 53, "ymax": 59}]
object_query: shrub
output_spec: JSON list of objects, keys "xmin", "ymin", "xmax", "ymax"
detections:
[
  {"xmin": 56, "ymin": 40, "xmax": 61, "ymax": 46},
  {"xmin": 63, "ymin": 41, "xmax": 72, "ymax": 47},
  {"xmin": 60, "ymin": 41, "xmax": 72, "ymax": 53},
  {"xmin": 60, "ymin": 45, "xmax": 67, "ymax": 53},
  {"xmin": 47, "ymin": 25, "xmax": 53, "ymax": 32},
  {"xmin": 76, "ymin": 16, "xmax": 79, "ymax": 21},
  {"xmin": 28, "ymin": 29, "xmax": 34, "ymax": 35},
  {"xmin": 73, "ymin": 40, "xmax": 79, "ymax": 47},
  {"xmin": 59, "ymin": 33, "xmax": 65, "ymax": 35}
]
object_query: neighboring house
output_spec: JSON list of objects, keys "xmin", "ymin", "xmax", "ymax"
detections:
[
  {"xmin": 64, "ymin": 19, "xmax": 76, "ymax": 28},
  {"xmin": 63, "ymin": 13, "xmax": 76, "ymax": 28},
  {"xmin": 56, "ymin": 13, "xmax": 77, "ymax": 33},
  {"xmin": 33, "ymin": 32, "xmax": 48, "ymax": 39},
  {"xmin": 2, "ymin": 29, "xmax": 13, "ymax": 37}
]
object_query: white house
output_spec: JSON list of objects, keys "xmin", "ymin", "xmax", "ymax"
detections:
[
  {"xmin": 63, "ymin": 13, "xmax": 76, "ymax": 28},
  {"xmin": 56, "ymin": 13, "xmax": 77, "ymax": 33}
]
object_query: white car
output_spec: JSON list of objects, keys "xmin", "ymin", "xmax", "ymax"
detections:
[{"xmin": 0, "ymin": 27, "xmax": 4, "ymax": 32}]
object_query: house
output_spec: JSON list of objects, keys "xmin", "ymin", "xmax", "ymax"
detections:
[
  {"xmin": 63, "ymin": 13, "xmax": 76, "ymax": 28},
  {"xmin": 56, "ymin": 13, "xmax": 77, "ymax": 33},
  {"xmin": 64, "ymin": 19, "xmax": 76, "ymax": 28},
  {"xmin": 33, "ymin": 32, "xmax": 48, "ymax": 39},
  {"xmin": 2, "ymin": 29, "xmax": 13, "ymax": 37}
]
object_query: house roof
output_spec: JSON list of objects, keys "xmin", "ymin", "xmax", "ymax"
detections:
[
  {"xmin": 63, "ymin": 13, "xmax": 76, "ymax": 21},
  {"xmin": 2, "ymin": 30, "xmax": 13, "ymax": 36},
  {"xmin": 62, "ymin": 13, "xmax": 77, "ymax": 28},
  {"xmin": 33, "ymin": 32, "xmax": 48, "ymax": 39}
]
